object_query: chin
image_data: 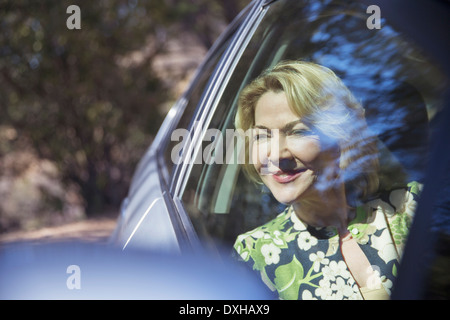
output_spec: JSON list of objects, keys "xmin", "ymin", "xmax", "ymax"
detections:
[
  {"xmin": 262, "ymin": 177, "xmax": 314, "ymax": 206},
  {"xmin": 268, "ymin": 187, "xmax": 303, "ymax": 206}
]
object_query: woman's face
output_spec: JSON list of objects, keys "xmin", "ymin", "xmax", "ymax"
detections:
[{"xmin": 252, "ymin": 90, "xmax": 340, "ymax": 205}]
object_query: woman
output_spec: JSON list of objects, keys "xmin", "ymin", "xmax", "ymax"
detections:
[{"xmin": 232, "ymin": 61, "xmax": 420, "ymax": 300}]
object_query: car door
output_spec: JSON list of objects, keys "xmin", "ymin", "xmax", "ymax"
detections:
[{"xmin": 161, "ymin": 0, "xmax": 449, "ymax": 298}]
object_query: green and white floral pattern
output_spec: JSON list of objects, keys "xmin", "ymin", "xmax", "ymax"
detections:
[{"xmin": 233, "ymin": 182, "xmax": 421, "ymax": 300}]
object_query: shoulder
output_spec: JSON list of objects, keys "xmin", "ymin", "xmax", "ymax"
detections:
[
  {"xmin": 365, "ymin": 181, "xmax": 422, "ymax": 218},
  {"xmin": 233, "ymin": 207, "xmax": 293, "ymax": 268},
  {"xmin": 365, "ymin": 181, "xmax": 423, "ymax": 253},
  {"xmin": 237, "ymin": 207, "xmax": 292, "ymax": 239}
]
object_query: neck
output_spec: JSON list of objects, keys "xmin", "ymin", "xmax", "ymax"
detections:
[{"xmin": 292, "ymin": 183, "xmax": 353, "ymax": 234}]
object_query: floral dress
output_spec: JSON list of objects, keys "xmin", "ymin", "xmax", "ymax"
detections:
[{"xmin": 233, "ymin": 182, "xmax": 421, "ymax": 300}]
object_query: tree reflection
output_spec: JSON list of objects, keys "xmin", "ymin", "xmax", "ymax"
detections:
[{"xmin": 183, "ymin": 0, "xmax": 447, "ymax": 245}]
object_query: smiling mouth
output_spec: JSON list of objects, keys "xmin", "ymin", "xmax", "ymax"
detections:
[{"xmin": 270, "ymin": 168, "xmax": 306, "ymax": 183}]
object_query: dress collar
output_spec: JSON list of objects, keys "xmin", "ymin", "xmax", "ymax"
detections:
[{"xmin": 288, "ymin": 205, "xmax": 373, "ymax": 240}]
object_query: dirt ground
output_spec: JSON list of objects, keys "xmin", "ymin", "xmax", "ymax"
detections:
[{"xmin": 0, "ymin": 214, "xmax": 118, "ymax": 246}]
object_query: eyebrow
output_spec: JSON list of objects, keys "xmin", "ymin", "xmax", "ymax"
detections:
[{"xmin": 253, "ymin": 119, "xmax": 304, "ymax": 133}]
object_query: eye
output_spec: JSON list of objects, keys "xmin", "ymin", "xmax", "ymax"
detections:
[
  {"xmin": 289, "ymin": 128, "xmax": 314, "ymax": 137},
  {"xmin": 252, "ymin": 129, "xmax": 270, "ymax": 141},
  {"xmin": 253, "ymin": 132, "xmax": 268, "ymax": 141}
]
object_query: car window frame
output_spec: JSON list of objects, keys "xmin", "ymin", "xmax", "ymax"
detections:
[
  {"xmin": 151, "ymin": 0, "xmax": 268, "ymax": 251},
  {"xmin": 169, "ymin": 1, "xmax": 270, "ymax": 200},
  {"xmin": 155, "ymin": 2, "xmax": 254, "ymax": 187}
]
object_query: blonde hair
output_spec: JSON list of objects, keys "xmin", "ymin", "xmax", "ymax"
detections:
[{"xmin": 235, "ymin": 60, "xmax": 379, "ymax": 203}]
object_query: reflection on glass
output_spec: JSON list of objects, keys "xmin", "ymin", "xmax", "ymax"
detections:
[
  {"xmin": 233, "ymin": 60, "xmax": 422, "ymax": 300},
  {"xmin": 178, "ymin": 0, "xmax": 447, "ymax": 299}
]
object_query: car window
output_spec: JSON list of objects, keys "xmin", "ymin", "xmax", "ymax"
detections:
[
  {"xmin": 177, "ymin": 0, "xmax": 447, "ymax": 249},
  {"xmin": 162, "ymin": 42, "xmax": 229, "ymax": 180},
  {"xmin": 162, "ymin": 6, "xmax": 250, "ymax": 180}
]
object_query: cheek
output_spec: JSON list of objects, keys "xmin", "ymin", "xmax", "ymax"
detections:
[
  {"xmin": 289, "ymin": 139, "xmax": 322, "ymax": 164},
  {"xmin": 311, "ymin": 146, "xmax": 342, "ymax": 183},
  {"xmin": 251, "ymin": 141, "xmax": 269, "ymax": 170},
  {"xmin": 316, "ymin": 142, "xmax": 341, "ymax": 170}
]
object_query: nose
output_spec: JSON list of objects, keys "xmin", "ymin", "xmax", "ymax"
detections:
[
  {"xmin": 278, "ymin": 157, "xmax": 297, "ymax": 171},
  {"xmin": 268, "ymin": 134, "xmax": 296, "ymax": 171}
]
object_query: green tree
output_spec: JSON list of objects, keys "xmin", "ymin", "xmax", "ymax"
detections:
[{"xmin": 0, "ymin": 0, "xmax": 247, "ymax": 220}]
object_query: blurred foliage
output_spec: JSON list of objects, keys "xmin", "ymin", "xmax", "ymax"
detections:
[{"xmin": 0, "ymin": 0, "xmax": 248, "ymax": 225}]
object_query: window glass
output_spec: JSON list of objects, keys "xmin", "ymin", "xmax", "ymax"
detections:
[
  {"xmin": 162, "ymin": 12, "xmax": 246, "ymax": 178},
  {"xmin": 179, "ymin": 0, "xmax": 447, "ymax": 249}
]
